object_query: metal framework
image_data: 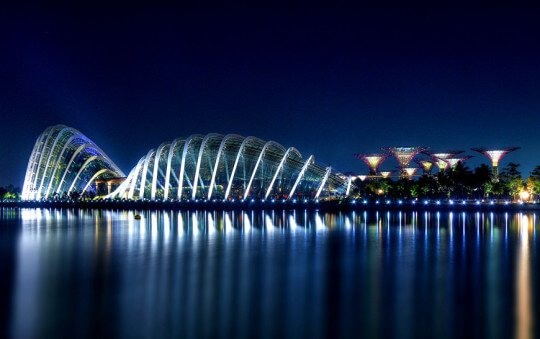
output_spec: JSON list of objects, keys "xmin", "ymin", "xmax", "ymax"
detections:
[
  {"xmin": 345, "ymin": 176, "xmax": 353, "ymax": 196},
  {"xmin": 22, "ymin": 125, "xmax": 124, "ymax": 200},
  {"xmin": 472, "ymin": 147, "xmax": 519, "ymax": 177},
  {"xmin": 109, "ymin": 133, "xmax": 350, "ymax": 200},
  {"xmin": 354, "ymin": 153, "xmax": 389, "ymax": 174},
  {"xmin": 23, "ymin": 126, "xmax": 352, "ymax": 201}
]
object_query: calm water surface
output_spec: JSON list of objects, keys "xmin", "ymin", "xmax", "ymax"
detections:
[{"xmin": 0, "ymin": 208, "xmax": 538, "ymax": 338}]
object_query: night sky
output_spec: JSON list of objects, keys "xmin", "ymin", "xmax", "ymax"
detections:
[{"xmin": 1, "ymin": 5, "xmax": 539, "ymax": 186}]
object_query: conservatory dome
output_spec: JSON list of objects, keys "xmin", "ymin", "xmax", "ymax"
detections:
[
  {"xmin": 22, "ymin": 125, "xmax": 124, "ymax": 200},
  {"xmin": 22, "ymin": 126, "xmax": 353, "ymax": 201},
  {"xmin": 109, "ymin": 133, "xmax": 350, "ymax": 200}
]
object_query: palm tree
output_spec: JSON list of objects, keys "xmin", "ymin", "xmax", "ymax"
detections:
[
  {"xmin": 527, "ymin": 165, "xmax": 540, "ymax": 199},
  {"xmin": 472, "ymin": 164, "xmax": 492, "ymax": 198},
  {"xmin": 500, "ymin": 163, "xmax": 524, "ymax": 200}
]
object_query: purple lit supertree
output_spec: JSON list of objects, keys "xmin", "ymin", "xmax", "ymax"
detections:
[
  {"xmin": 379, "ymin": 171, "xmax": 392, "ymax": 179},
  {"xmin": 354, "ymin": 153, "xmax": 389, "ymax": 175},
  {"xmin": 472, "ymin": 147, "xmax": 519, "ymax": 179},
  {"xmin": 415, "ymin": 159, "xmax": 434, "ymax": 174},
  {"xmin": 383, "ymin": 147, "xmax": 426, "ymax": 176},
  {"xmin": 402, "ymin": 167, "xmax": 418, "ymax": 179},
  {"xmin": 446, "ymin": 156, "xmax": 473, "ymax": 168},
  {"xmin": 428, "ymin": 151, "xmax": 464, "ymax": 171}
]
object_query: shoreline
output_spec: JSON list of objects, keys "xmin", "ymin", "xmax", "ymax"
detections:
[{"xmin": 1, "ymin": 200, "xmax": 539, "ymax": 212}]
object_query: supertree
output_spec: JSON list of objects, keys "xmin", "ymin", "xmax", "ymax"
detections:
[
  {"xmin": 403, "ymin": 167, "xmax": 418, "ymax": 179},
  {"xmin": 429, "ymin": 151, "xmax": 464, "ymax": 171},
  {"xmin": 354, "ymin": 153, "xmax": 389, "ymax": 175},
  {"xmin": 383, "ymin": 147, "xmax": 427, "ymax": 176},
  {"xmin": 472, "ymin": 147, "xmax": 519, "ymax": 179},
  {"xmin": 446, "ymin": 156, "xmax": 473, "ymax": 168},
  {"xmin": 379, "ymin": 171, "xmax": 393, "ymax": 179},
  {"xmin": 415, "ymin": 159, "xmax": 434, "ymax": 174}
]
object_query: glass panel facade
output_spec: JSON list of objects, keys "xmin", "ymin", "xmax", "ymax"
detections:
[
  {"xmin": 110, "ymin": 134, "xmax": 348, "ymax": 200},
  {"xmin": 23, "ymin": 126, "xmax": 350, "ymax": 201},
  {"xmin": 22, "ymin": 125, "xmax": 124, "ymax": 200}
]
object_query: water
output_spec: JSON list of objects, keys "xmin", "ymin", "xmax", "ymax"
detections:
[{"xmin": 0, "ymin": 208, "xmax": 538, "ymax": 339}]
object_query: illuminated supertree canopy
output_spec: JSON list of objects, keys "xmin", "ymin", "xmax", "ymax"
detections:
[
  {"xmin": 415, "ymin": 159, "xmax": 434, "ymax": 173},
  {"xmin": 379, "ymin": 171, "xmax": 392, "ymax": 179},
  {"xmin": 354, "ymin": 153, "xmax": 389, "ymax": 174},
  {"xmin": 383, "ymin": 147, "xmax": 427, "ymax": 168},
  {"xmin": 472, "ymin": 147, "xmax": 520, "ymax": 177},
  {"xmin": 446, "ymin": 156, "xmax": 472, "ymax": 168},
  {"xmin": 403, "ymin": 167, "xmax": 418, "ymax": 178},
  {"xmin": 435, "ymin": 159, "xmax": 449, "ymax": 171},
  {"xmin": 472, "ymin": 148, "xmax": 519, "ymax": 167},
  {"xmin": 429, "ymin": 151, "xmax": 463, "ymax": 171},
  {"xmin": 429, "ymin": 151, "xmax": 463, "ymax": 160}
]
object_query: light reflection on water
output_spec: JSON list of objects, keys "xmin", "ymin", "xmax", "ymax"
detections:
[
  {"xmin": 517, "ymin": 214, "xmax": 532, "ymax": 339},
  {"xmin": 0, "ymin": 208, "xmax": 538, "ymax": 338}
]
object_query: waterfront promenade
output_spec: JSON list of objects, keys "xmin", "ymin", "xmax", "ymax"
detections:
[{"xmin": 2, "ymin": 198, "xmax": 539, "ymax": 212}]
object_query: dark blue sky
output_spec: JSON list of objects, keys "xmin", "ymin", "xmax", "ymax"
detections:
[{"xmin": 1, "ymin": 5, "xmax": 539, "ymax": 186}]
